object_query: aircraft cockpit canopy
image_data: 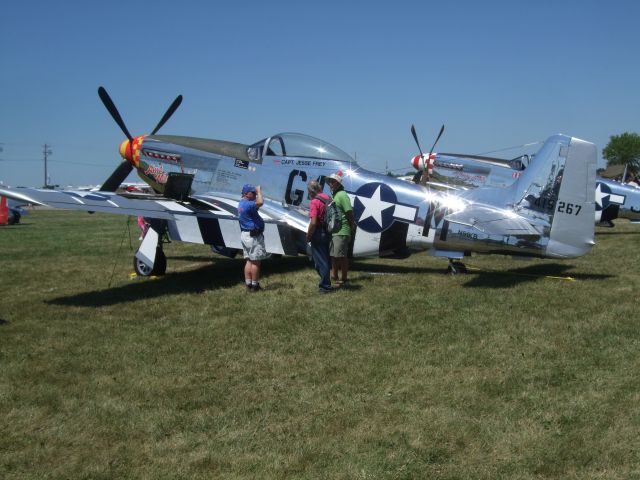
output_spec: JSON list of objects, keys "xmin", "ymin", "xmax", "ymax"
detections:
[{"xmin": 248, "ymin": 133, "xmax": 355, "ymax": 163}]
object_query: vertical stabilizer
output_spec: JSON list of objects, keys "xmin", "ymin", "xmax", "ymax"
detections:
[
  {"xmin": 547, "ymin": 137, "xmax": 597, "ymax": 257},
  {"xmin": 512, "ymin": 135, "xmax": 596, "ymax": 258}
]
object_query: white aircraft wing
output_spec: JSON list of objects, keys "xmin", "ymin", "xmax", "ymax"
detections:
[{"xmin": 0, "ymin": 187, "xmax": 303, "ymax": 255}]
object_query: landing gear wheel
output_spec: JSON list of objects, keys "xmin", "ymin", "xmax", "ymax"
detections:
[
  {"xmin": 153, "ymin": 249, "xmax": 167, "ymax": 275},
  {"xmin": 133, "ymin": 248, "xmax": 167, "ymax": 276},
  {"xmin": 8, "ymin": 212, "xmax": 20, "ymax": 225},
  {"xmin": 447, "ymin": 260, "xmax": 467, "ymax": 275}
]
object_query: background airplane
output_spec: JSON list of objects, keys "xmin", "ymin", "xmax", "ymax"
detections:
[
  {"xmin": 0, "ymin": 88, "xmax": 597, "ymax": 277},
  {"xmin": 408, "ymin": 129, "xmax": 640, "ymax": 227}
]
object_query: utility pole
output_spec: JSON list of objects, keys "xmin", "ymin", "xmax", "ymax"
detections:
[{"xmin": 43, "ymin": 144, "xmax": 52, "ymax": 188}]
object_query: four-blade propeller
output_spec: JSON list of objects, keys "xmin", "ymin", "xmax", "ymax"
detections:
[
  {"xmin": 97, "ymin": 86, "xmax": 182, "ymax": 192},
  {"xmin": 411, "ymin": 124, "xmax": 445, "ymax": 185}
]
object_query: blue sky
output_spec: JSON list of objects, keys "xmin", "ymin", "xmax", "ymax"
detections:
[{"xmin": 1, "ymin": 0, "xmax": 638, "ymax": 187}]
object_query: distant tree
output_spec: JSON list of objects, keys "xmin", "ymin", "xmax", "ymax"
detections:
[{"xmin": 603, "ymin": 132, "xmax": 640, "ymax": 181}]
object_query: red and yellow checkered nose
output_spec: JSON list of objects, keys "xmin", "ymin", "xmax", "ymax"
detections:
[{"xmin": 119, "ymin": 135, "xmax": 145, "ymax": 167}]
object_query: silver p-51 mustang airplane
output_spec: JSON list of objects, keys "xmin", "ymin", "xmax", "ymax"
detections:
[{"xmin": 0, "ymin": 88, "xmax": 597, "ymax": 276}]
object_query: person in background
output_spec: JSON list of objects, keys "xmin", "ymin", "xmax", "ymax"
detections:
[
  {"xmin": 238, "ymin": 184, "xmax": 267, "ymax": 291},
  {"xmin": 126, "ymin": 186, "xmax": 150, "ymax": 240},
  {"xmin": 306, "ymin": 180, "xmax": 332, "ymax": 294},
  {"xmin": 326, "ymin": 171, "xmax": 357, "ymax": 286}
]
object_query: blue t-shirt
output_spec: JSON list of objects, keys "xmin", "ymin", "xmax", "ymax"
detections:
[{"xmin": 238, "ymin": 199, "xmax": 265, "ymax": 231}]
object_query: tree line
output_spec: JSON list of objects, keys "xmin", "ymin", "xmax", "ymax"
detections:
[{"xmin": 604, "ymin": 132, "xmax": 640, "ymax": 182}]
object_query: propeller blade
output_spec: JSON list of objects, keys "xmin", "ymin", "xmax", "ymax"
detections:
[
  {"xmin": 419, "ymin": 124, "xmax": 445, "ymax": 186},
  {"xmin": 99, "ymin": 161, "xmax": 133, "ymax": 192},
  {"xmin": 151, "ymin": 95, "xmax": 183, "ymax": 135},
  {"xmin": 428, "ymin": 124, "xmax": 445, "ymax": 156},
  {"xmin": 98, "ymin": 86, "xmax": 133, "ymax": 141},
  {"xmin": 410, "ymin": 124, "xmax": 424, "ymax": 157}
]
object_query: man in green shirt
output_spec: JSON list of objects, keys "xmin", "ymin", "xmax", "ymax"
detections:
[{"xmin": 326, "ymin": 171, "xmax": 357, "ymax": 286}]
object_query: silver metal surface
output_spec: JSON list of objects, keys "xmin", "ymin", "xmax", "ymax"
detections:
[{"xmin": 0, "ymin": 132, "xmax": 597, "ymax": 271}]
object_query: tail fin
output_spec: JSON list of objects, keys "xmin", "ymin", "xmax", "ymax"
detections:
[{"xmin": 512, "ymin": 134, "xmax": 596, "ymax": 258}]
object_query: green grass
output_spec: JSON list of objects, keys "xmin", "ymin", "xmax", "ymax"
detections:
[{"xmin": 1, "ymin": 209, "xmax": 640, "ymax": 479}]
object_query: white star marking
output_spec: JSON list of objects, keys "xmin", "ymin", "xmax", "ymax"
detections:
[
  {"xmin": 595, "ymin": 183, "xmax": 625, "ymax": 208},
  {"xmin": 357, "ymin": 186, "xmax": 395, "ymax": 227}
]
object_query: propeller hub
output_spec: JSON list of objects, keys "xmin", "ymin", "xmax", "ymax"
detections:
[
  {"xmin": 119, "ymin": 135, "xmax": 144, "ymax": 167},
  {"xmin": 411, "ymin": 153, "xmax": 436, "ymax": 171}
]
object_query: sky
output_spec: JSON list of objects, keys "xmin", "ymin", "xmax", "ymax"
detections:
[{"xmin": 1, "ymin": 0, "xmax": 639, "ymax": 187}]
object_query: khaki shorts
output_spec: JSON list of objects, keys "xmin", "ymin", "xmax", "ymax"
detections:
[
  {"xmin": 241, "ymin": 231, "xmax": 268, "ymax": 261},
  {"xmin": 330, "ymin": 234, "xmax": 351, "ymax": 257}
]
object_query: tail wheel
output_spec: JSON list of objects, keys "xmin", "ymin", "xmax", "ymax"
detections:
[
  {"xmin": 133, "ymin": 248, "xmax": 167, "ymax": 277},
  {"xmin": 447, "ymin": 260, "xmax": 467, "ymax": 275}
]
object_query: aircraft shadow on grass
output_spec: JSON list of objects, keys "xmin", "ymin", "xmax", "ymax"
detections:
[
  {"xmin": 47, "ymin": 256, "xmax": 313, "ymax": 307},
  {"xmin": 351, "ymin": 260, "xmax": 613, "ymax": 289},
  {"xmin": 47, "ymin": 257, "xmax": 613, "ymax": 307},
  {"xmin": 461, "ymin": 262, "xmax": 614, "ymax": 289},
  {"xmin": 595, "ymin": 230, "xmax": 640, "ymax": 236},
  {"xmin": 0, "ymin": 223, "xmax": 32, "ymax": 228}
]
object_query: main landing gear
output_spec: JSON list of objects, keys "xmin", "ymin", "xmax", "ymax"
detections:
[
  {"xmin": 134, "ymin": 246, "xmax": 167, "ymax": 277},
  {"xmin": 133, "ymin": 220, "xmax": 168, "ymax": 277}
]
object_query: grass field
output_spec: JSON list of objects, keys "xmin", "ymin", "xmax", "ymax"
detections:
[{"xmin": 1, "ymin": 209, "xmax": 640, "ymax": 479}]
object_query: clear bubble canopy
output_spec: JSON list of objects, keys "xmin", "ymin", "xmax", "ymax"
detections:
[{"xmin": 248, "ymin": 133, "xmax": 355, "ymax": 162}]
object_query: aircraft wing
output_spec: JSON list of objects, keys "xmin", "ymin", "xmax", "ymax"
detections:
[
  {"xmin": 0, "ymin": 187, "xmax": 303, "ymax": 255},
  {"xmin": 0, "ymin": 187, "xmax": 183, "ymax": 218}
]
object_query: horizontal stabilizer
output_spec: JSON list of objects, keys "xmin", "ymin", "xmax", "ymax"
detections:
[{"xmin": 445, "ymin": 204, "xmax": 541, "ymax": 236}]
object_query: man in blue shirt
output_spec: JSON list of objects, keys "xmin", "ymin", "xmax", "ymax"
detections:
[{"xmin": 238, "ymin": 184, "xmax": 267, "ymax": 291}]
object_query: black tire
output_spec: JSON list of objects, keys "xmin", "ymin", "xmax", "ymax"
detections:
[
  {"xmin": 133, "ymin": 248, "xmax": 167, "ymax": 276},
  {"xmin": 8, "ymin": 211, "xmax": 20, "ymax": 225},
  {"xmin": 152, "ymin": 249, "xmax": 167, "ymax": 275}
]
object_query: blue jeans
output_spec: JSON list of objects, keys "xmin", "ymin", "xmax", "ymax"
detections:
[{"xmin": 311, "ymin": 229, "xmax": 331, "ymax": 292}]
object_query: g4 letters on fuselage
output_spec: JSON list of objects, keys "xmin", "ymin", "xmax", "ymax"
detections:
[{"xmin": 285, "ymin": 169, "xmax": 328, "ymax": 206}]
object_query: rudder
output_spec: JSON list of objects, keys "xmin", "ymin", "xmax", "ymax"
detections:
[
  {"xmin": 511, "ymin": 135, "xmax": 596, "ymax": 258},
  {"xmin": 547, "ymin": 137, "xmax": 596, "ymax": 257}
]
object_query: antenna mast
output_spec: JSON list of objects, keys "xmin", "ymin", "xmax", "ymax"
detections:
[{"xmin": 43, "ymin": 144, "xmax": 53, "ymax": 187}]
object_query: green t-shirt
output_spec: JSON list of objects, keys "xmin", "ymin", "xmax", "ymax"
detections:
[{"xmin": 332, "ymin": 189, "xmax": 353, "ymax": 236}]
